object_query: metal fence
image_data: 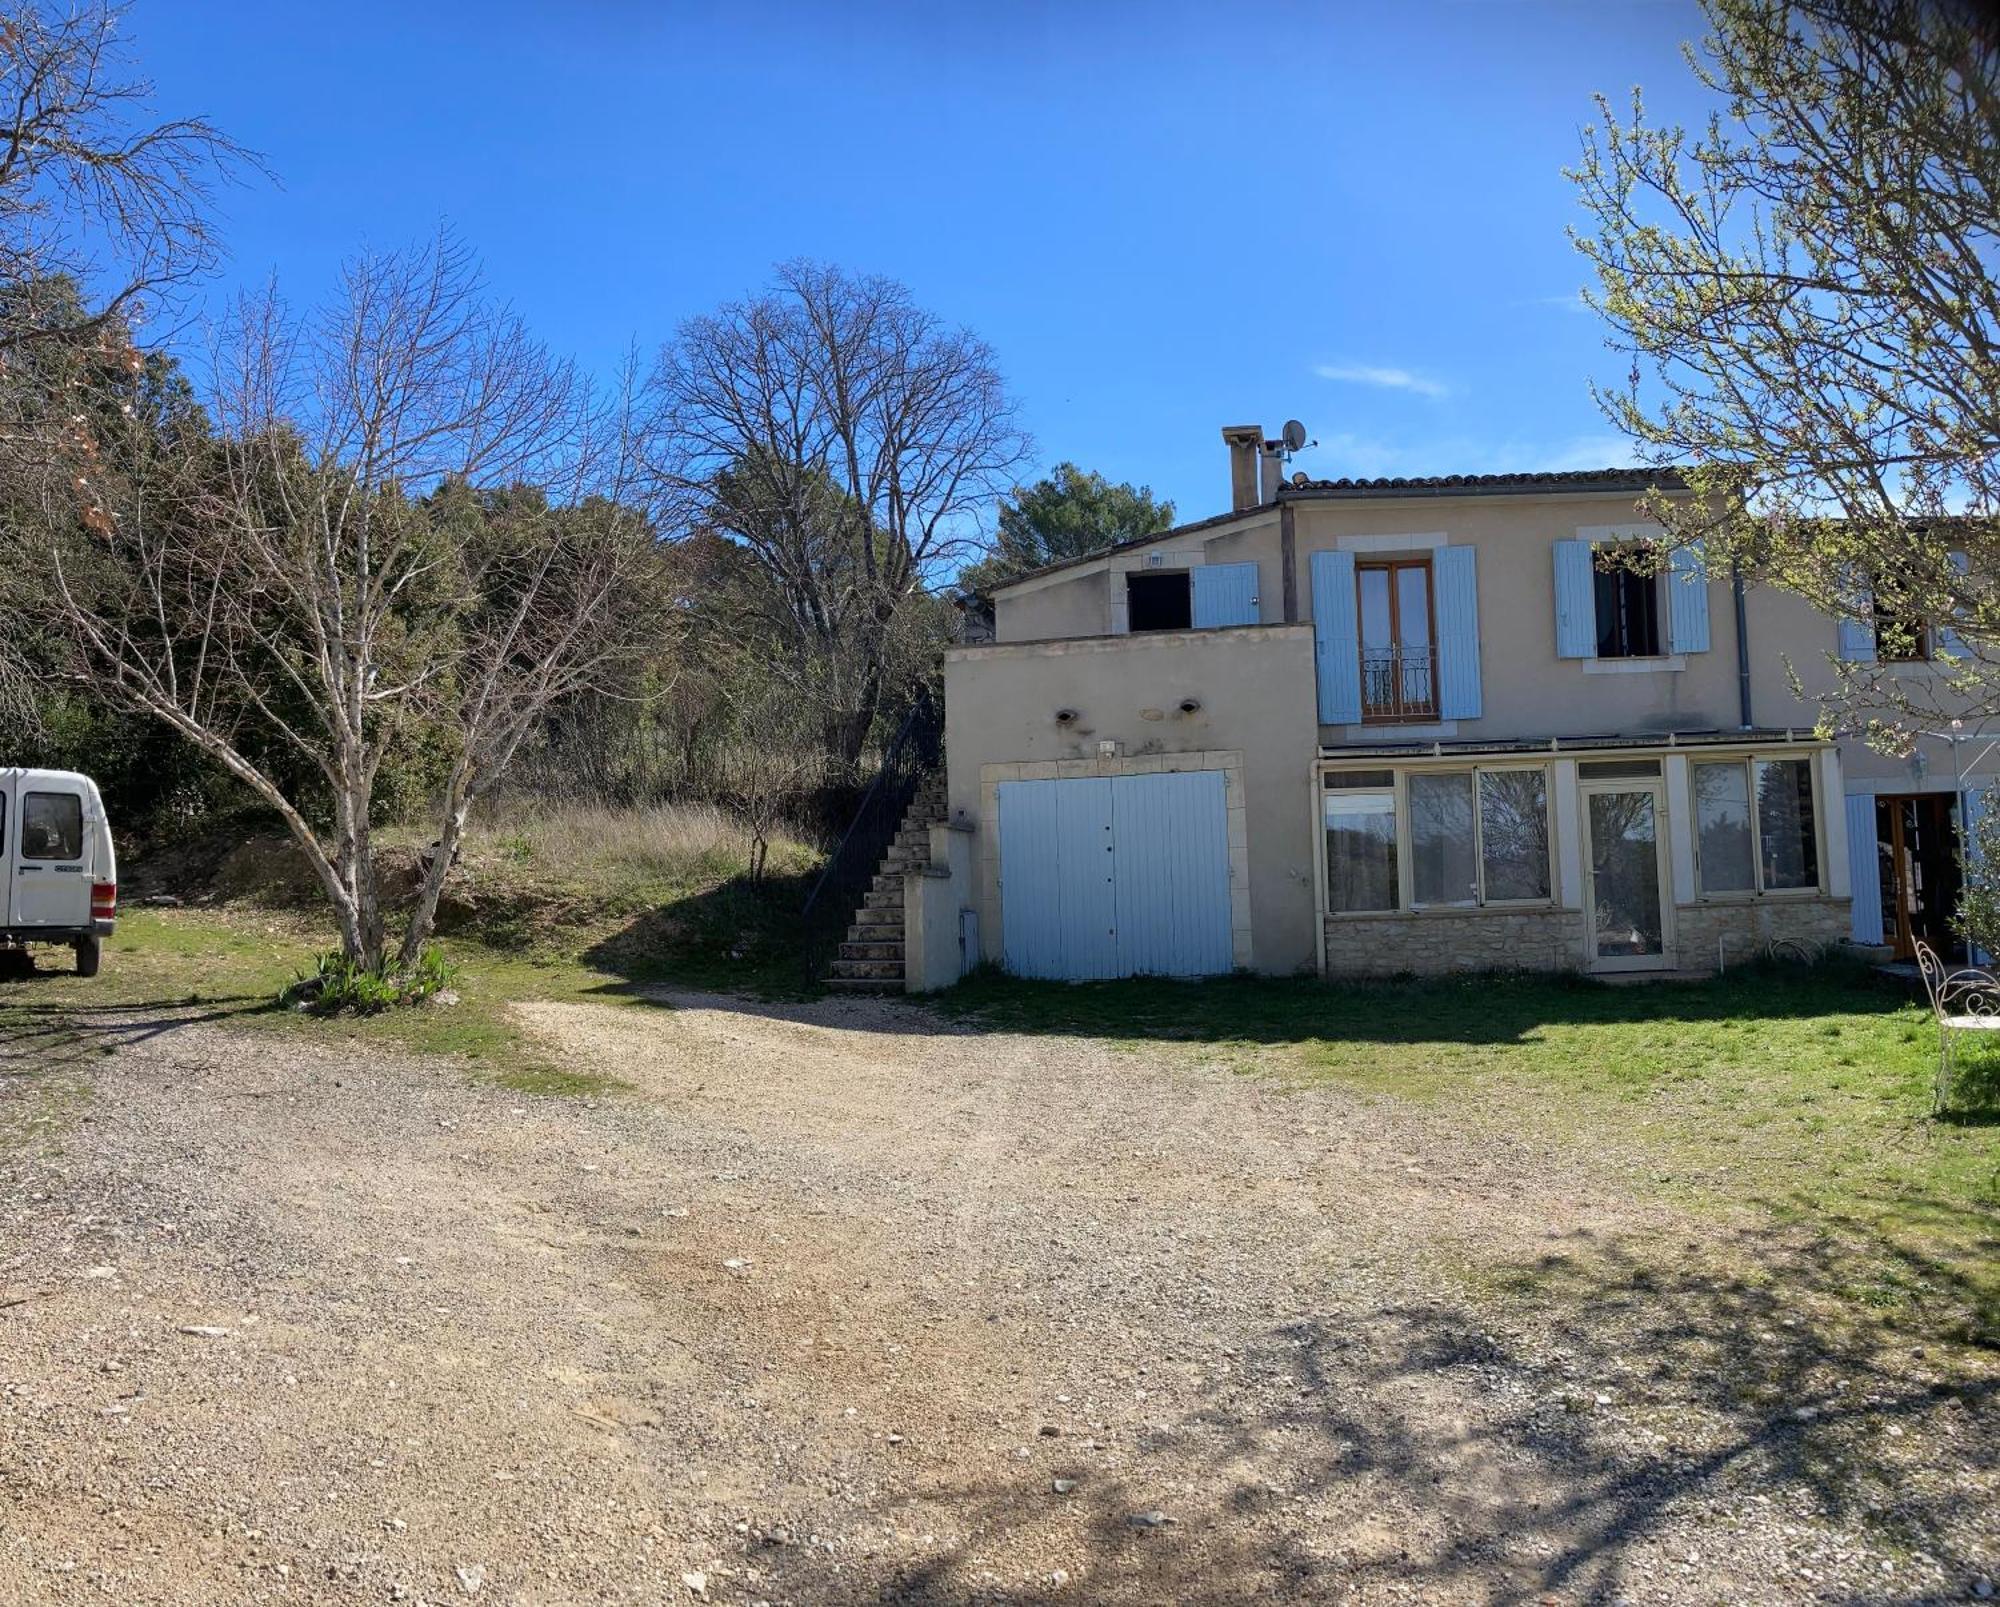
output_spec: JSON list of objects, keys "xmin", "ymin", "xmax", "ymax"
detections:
[{"xmin": 1361, "ymin": 646, "xmax": 1438, "ymax": 722}]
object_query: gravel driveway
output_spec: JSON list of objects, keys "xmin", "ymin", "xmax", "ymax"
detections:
[{"xmin": 1, "ymin": 989, "xmax": 1993, "ymax": 1605}]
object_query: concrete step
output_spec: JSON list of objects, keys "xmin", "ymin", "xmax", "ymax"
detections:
[
  {"xmin": 824, "ymin": 975, "xmax": 903, "ymax": 995},
  {"xmin": 829, "ymin": 957, "xmax": 905, "ymax": 981},
  {"xmin": 819, "ymin": 765, "xmax": 942, "ymax": 988}
]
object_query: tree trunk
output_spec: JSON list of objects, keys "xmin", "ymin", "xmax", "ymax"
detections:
[{"xmin": 398, "ymin": 777, "xmax": 473, "ymax": 971}]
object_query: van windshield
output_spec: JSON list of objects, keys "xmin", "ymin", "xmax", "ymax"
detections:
[{"xmin": 22, "ymin": 792, "xmax": 83, "ymax": 860}]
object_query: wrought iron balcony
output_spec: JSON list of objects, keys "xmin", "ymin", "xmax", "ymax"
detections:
[{"xmin": 1360, "ymin": 645, "xmax": 1438, "ymax": 723}]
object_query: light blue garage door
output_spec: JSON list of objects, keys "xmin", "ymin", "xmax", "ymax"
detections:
[{"xmin": 996, "ymin": 770, "xmax": 1234, "ymax": 980}]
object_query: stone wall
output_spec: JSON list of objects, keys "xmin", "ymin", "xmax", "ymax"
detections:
[
  {"xmin": 1670, "ymin": 895, "xmax": 1854, "ymax": 974},
  {"xmin": 1322, "ymin": 895, "xmax": 1852, "ymax": 979},
  {"xmin": 1324, "ymin": 908, "xmax": 1587, "ymax": 979}
]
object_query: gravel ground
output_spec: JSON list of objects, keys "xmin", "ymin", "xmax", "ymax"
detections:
[{"xmin": 0, "ymin": 988, "xmax": 1994, "ymax": 1606}]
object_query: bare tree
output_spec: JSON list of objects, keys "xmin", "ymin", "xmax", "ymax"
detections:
[
  {"xmin": 1572, "ymin": 0, "xmax": 1998, "ymax": 749},
  {"xmin": 647, "ymin": 261, "xmax": 1029, "ymax": 769},
  {"xmin": 47, "ymin": 235, "xmax": 672, "ymax": 972},
  {"xmin": 0, "ymin": 1, "xmax": 252, "ymax": 355}
]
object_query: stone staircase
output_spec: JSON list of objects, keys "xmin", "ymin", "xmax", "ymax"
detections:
[{"xmin": 825, "ymin": 772, "xmax": 949, "ymax": 994}]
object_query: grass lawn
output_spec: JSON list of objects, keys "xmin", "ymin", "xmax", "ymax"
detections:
[
  {"xmin": 941, "ymin": 963, "xmax": 2000, "ymax": 1348},
  {"xmin": 0, "ymin": 801, "xmax": 831, "ymax": 1104}
]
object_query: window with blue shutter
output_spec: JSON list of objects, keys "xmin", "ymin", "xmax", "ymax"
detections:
[
  {"xmin": 1553, "ymin": 540, "xmax": 1597, "ymax": 658},
  {"xmin": 1937, "ymin": 551, "xmax": 1970, "ymax": 657},
  {"xmin": 1835, "ymin": 567, "xmax": 1876, "ymax": 661},
  {"xmin": 1668, "ymin": 544, "xmax": 1712, "ymax": 654},
  {"xmin": 1310, "ymin": 550, "xmax": 1361, "ymax": 724},
  {"xmin": 1845, "ymin": 793, "xmax": 1882, "ymax": 944},
  {"xmin": 1191, "ymin": 562, "xmax": 1259, "ymax": 628},
  {"xmin": 1433, "ymin": 545, "xmax": 1483, "ymax": 719}
]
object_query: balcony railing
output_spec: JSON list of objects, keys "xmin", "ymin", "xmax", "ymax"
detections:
[{"xmin": 1361, "ymin": 645, "xmax": 1437, "ymax": 723}]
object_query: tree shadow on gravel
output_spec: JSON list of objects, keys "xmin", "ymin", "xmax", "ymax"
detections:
[
  {"xmin": 750, "ymin": 1225, "xmax": 1998, "ymax": 1607},
  {"xmin": 0, "ymin": 993, "xmax": 276, "ymax": 1077}
]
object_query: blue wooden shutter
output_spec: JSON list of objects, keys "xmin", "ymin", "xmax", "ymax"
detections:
[
  {"xmin": 1553, "ymin": 540, "xmax": 1597, "ymax": 658},
  {"xmin": 1844, "ymin": 792, "xmax": 1882, "ymax": 944},
  {"xmin": 1191, "ymin": 562, "xmax": 1259, "ymax": 628},
  {"xmin": 1310, "ymin": 550, "xmax": 1360, "ymax": 724},
  {"xmin": 1433, "ymin": 545, "xmax": 1483, "ymax": 719},
  {"xmin": 1936, "ymin": 550, "xmax": 1969, "ymax": 658},
  {"xmin": 1963, "ymin": 783, "xmax": 1990, "ymax": 963},
  {"xmin": 1668, "ymin": 543, "xmax": 1711, "ymax": 654},
  {"xmin": 1836, "ymin": 568, "xmax": 1875, "ymax": 661}
]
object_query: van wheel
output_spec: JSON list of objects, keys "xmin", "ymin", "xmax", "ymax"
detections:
[{"xmin": 75, "ymin": 937, "xmax": 101, "ymax": 978}]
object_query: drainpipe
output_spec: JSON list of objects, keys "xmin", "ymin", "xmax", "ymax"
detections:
[
  {"xmin": 1280, "ymin": 499, "xmax": 1298, "ymax": 623},
  {"xmin": 1732, "ymin": 561, "xmax": 1753, "ymax": 728}
]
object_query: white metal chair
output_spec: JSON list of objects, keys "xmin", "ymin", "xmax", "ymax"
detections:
[{"xmin": 1913, "ymin": 939, "xmax": 2000, "ymax": 1114}]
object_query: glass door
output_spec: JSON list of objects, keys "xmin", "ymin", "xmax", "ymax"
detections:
[
  {"xmin": 1582, "ymin": 782, "xmax": 1673, "ymax": 972},
  {"xmin": 1876, "ymin": 794, "xmax": 1962, "ymax": 961}
]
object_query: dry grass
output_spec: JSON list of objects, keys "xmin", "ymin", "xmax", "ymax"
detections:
[{"xmin": 459, "ymin": 798, "xmax": 819, "ymax": 892}]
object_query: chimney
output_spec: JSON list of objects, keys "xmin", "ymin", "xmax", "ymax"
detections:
[
  {"xmin": 1259, "ymin": 438, "xmax": 1285, "ymax": 504},
  {"xmin": 1221, "ymin": 424, "xmax": 1262, "ymax": 512}
]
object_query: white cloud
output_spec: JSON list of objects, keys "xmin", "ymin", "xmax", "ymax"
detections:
[
  {"xmin": 1313, "ymin": 362, "xmax": 1451, "ymax": 400},
  {"xmin": 1528, "ymin": 291, "xmax": 1594, "ymax": 316}
]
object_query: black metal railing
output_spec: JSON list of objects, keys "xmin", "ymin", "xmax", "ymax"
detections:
[
  {"xmin": 1361, "ymin": 645, "xmax": 1437, "ymax": 723},
  {"xmin": 799, "ymin": 687, "xmax": 944, "ymax": 981}
]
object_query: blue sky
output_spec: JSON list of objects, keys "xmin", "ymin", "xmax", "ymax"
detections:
[{"xmin": 140, "ymin": 0, "xmax": 1714, "ymax": 523}]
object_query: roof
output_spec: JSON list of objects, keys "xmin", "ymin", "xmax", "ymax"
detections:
[
  {"xmin": 976, "ymin": 504, "xmax": 1273, "ymax": 597},
  {"xmin": 1319, "ymin": 726, "xmax": 1825, "ymax": 761},
  {"xmin": 1288, "ymin": 467, "xmax": 1685, "ymax": 496},
  {"xmin": 979, "ymin": 466, "xmax": 1686, "ymax": 597}
]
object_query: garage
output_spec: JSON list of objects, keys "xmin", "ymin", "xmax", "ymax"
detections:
[{"xmin": 996, "ymin": 769, "xmax": 1234, "ymax": 979}]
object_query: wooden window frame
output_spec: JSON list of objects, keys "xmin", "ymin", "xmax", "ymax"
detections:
[{"xmin": 1355, "ymin": 557, "xmax": 1439, "ymax": 724}]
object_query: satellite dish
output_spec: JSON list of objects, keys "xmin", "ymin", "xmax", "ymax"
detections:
[{"xmin": 1281, "ymin": 419, "xmax": 1309, "ymax": 452}]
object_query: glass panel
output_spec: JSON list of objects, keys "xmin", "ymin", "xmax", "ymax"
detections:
[
  {"xmin": 1396, "ymin": 566, "xmax": 1432, "ymax": 648},
  {"xmin": 1593, "ymin": 564, "xmax": 1661, "ymax": 657},
  {"xmin": 1325, "ymin": 790, "xmax": 1398, "ymax": 913},
  {"xmin": 1589, "ymin": 789, "xmax": 1664, "ymax": 957},
  {"xmin": 1593, "ymin": 565, "xmax": 1624, "ymax": 658},
  {"xmin": 1409, "ymin": 771, "xmax": 1478, "ymax": 905},
  {"xmin": 1358, "ymin": 566, "xmax": 1393, "ymax": 652},
  {"xmin": 21, "ymin": 792, "xmax": 82, "ymax": 860},
  {"xmin": 1479, "ymin": 770, "xmax": 1550, "ymax": 901},
  {"xmin": 1326, "ymin": 769, "xmax": 1395, "ymax": 790},
  {"xmin": 1694, "ymin": 761, "xmax": 1756, "ymax": 893},
  {"xmin": 1756, "ymin": 759, "xmax": 1819, "ymax": 889},
  {"xmin": 1579, "ymin": 759, "xmax": 1662, "ymax": 778}
]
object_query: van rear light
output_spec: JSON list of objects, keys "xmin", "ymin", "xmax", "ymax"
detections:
[{"xmin": 90, "ymin": 882, "xmax": 116, "ymax": 917}]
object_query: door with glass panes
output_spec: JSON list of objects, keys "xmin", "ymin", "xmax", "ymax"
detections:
[{"xmin": 1581, "ymin": 776, "xmax": 1674, "ymax": 972}]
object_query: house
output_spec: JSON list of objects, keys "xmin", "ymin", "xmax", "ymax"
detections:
[{"xmin": 869, "ymin": 424, "xmax": 1994, "ymax": 989}]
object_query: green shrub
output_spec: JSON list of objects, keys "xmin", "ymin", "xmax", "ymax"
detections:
[
  {"xmin": 1954, "ymin": 804, "xmax": 2000, "ymax": 960},
  {"xmin": 281, "ymin": 945, "xmax": 458, "ymax": 1015}
]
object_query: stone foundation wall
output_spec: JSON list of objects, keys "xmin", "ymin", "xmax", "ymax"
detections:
[
  {"xmin": 1324, "ymin": 908, "xmax": 1587, "ymax": 979},
  {"xmin": 1670, "ymin": 895, "xmax": 1854, "ymax": 974},
  {"xmin": 1323, "ymin": 895, "xmax": 1852, "ymax": 979}
]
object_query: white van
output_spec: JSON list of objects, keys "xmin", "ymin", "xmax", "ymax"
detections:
[{"xmin": 0, "ymin": 768, "xmax": 117, "ymax": 975}]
